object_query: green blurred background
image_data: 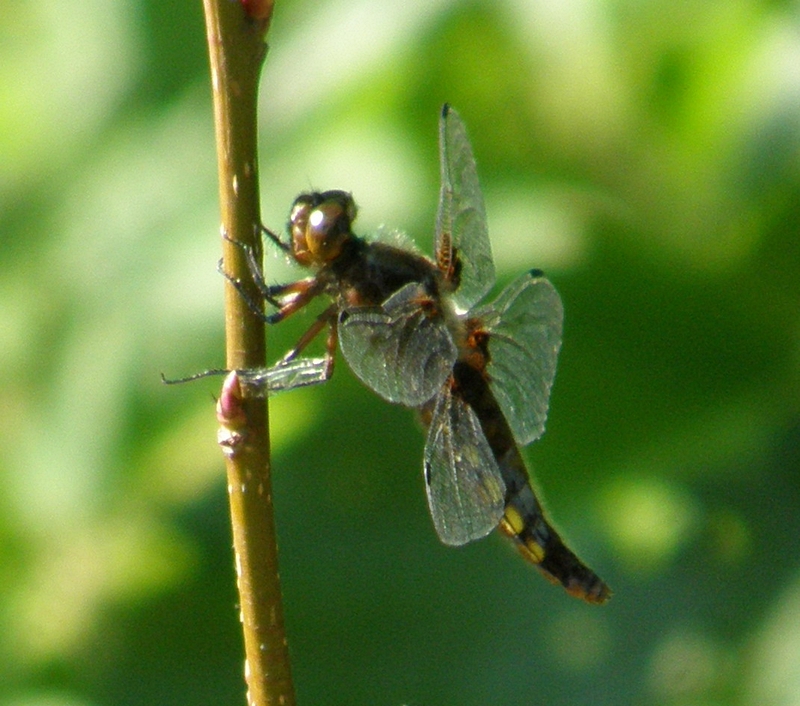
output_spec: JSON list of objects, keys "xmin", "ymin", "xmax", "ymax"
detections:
[{"xmin": 2, "ymin": 0, "xmax": 799, "ymax": 704}]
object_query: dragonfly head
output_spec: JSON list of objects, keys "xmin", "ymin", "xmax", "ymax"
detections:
[{"xmin": 288, "ymin": 190, "xmax": 357, "ymax": 266}]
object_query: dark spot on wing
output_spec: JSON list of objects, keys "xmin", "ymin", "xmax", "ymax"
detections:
[{"xmin": 449, "ymin": 248, "xmax": 463, "ymax": 291}]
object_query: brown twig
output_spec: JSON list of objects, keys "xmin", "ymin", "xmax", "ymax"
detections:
[{"xmin": 201, "ymin": 2, "xmax": 295, "ymax": 705}]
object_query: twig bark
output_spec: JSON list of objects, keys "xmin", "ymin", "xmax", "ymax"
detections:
[{"xmin": 201, "ymin": 3, "xmax": 295, "ymax": 705}]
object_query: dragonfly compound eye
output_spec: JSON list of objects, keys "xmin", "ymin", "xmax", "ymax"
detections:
[
  {"xmin": 289, "ymin": 196, "xmax": 315, "ymax": 265},
  {"xmin": 305, "ymin": 200, "xmax": 351, "ymax": 262}
]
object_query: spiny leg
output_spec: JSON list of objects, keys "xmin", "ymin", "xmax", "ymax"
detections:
[
  {"xmin": 259, "ymin": 222, "xmax": 291, "ymax": 254},
  {"xmin": 218, "ymin": 249, "xmax": 323, "ymax": 324},
  {"xmin": 240, "ymin": 305, "xmax": 339, "ymax": 396},
  {"xmin": 221, "ymin": 231, "xmax": 282, "ymax": 309},
  {"xmin": 163, "ymin": 303, "xmax": 335, "ymax": 392},
  {"xmin": 264, "ymin": 278, "xmax": 325, "ymax": 325},
  {"xmin": 217, "ymin": 226, "xmax": 339, "ymax": 391},
  {"xmin": 281, "ymin": 303, "xmax": 338, "ymax": 367}
]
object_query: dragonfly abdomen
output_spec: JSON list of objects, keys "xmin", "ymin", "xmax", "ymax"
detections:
[
  {"xmin": 498, "ymin": 454, "xmax": 611, "ymax": 605},
  {"xmin": 453, "ymin": 361, "xmax": 611, "ymax": 604}
]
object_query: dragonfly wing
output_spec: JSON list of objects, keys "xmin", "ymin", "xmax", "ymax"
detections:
[
  {"xmin": 238, "ymin": 357, "xmax": 330, "ymax": 396},
  {"xmin": 436, "ymin": 104, "xmax": 495, "ymax": 312},
  {"xmin": 339, "ymin": 282, "xmax": 457, "ymax": 407},
  {"xmin": 423, "ymin": 385, "xmax": 506, "ymax": 546},
  {"xmin": 474, "ymin": 270, "xmax": 564, "ymax": 446}
]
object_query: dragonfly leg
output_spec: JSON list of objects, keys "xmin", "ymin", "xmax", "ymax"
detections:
[
  {"xmin": 278, "ymin": 305, "xmax": 340, "ymax": 379},
  {"xmin": 217, "ymin": 257, "xmax": 273, "ymax": 315},
  {"xmin": 241, "ymin": 304, "xmax": 337, "ymax": 396},
  {"xmin": 280, "ymin": 303, "xmax": 338, "ymax": 365},
  {"xmin": 322, "ymin": 313, "xmax": 338, "ymax": 378},
  {"xmin": 218, "ymin": 242, "xmax": 323, "ymax": 325},
  {"xmin": 259, "ymin": 222, "xmax": 291, "ymax": 254},
  {"xmin": 221, "ymin": 232, "xmax": 284, "ymax": 308},
  {"xmin": 221, "ymin": 226, "xmax": 328, "ymax": 323},
  {"xmin": 264, "ymin": 279, "xmax": 325, "ymax": 325}
]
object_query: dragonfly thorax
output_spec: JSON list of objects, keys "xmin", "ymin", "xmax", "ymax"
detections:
[{"xmin": 333, "ymin": 239, "xmax": 444, "ymax": 310}]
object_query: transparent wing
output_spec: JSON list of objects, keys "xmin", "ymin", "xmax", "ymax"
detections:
[
  {"xmin": 238, "ymin": 357, "xmax": 330, "ymax": 396},
  {"xmin": 472, "ymin": 270, "xmax": 563, "ymax": 446},
  {"xmin": 423, "ymin": 385, "xmax": 506, "ymax": 546},
  {"xmin": 338, "ymin": 282, "xmax": 457, "ymax": 407},
  {"xmin": 436, "ymin": 104, "xmax": 495, "ymax": 312}
]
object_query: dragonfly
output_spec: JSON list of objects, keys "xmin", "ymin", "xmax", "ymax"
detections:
[{"xmin": 231, "ymin": 104, "xmax": 610, "ymax": 604}]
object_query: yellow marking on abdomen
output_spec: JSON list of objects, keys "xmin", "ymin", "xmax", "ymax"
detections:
[
  {"xmin": 500, "ymin": 507, "xmax": 547, "ymax": 564},
  {"xmin": 501, "ymin": 506, "xmax": 526, "ymax": 535}
]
